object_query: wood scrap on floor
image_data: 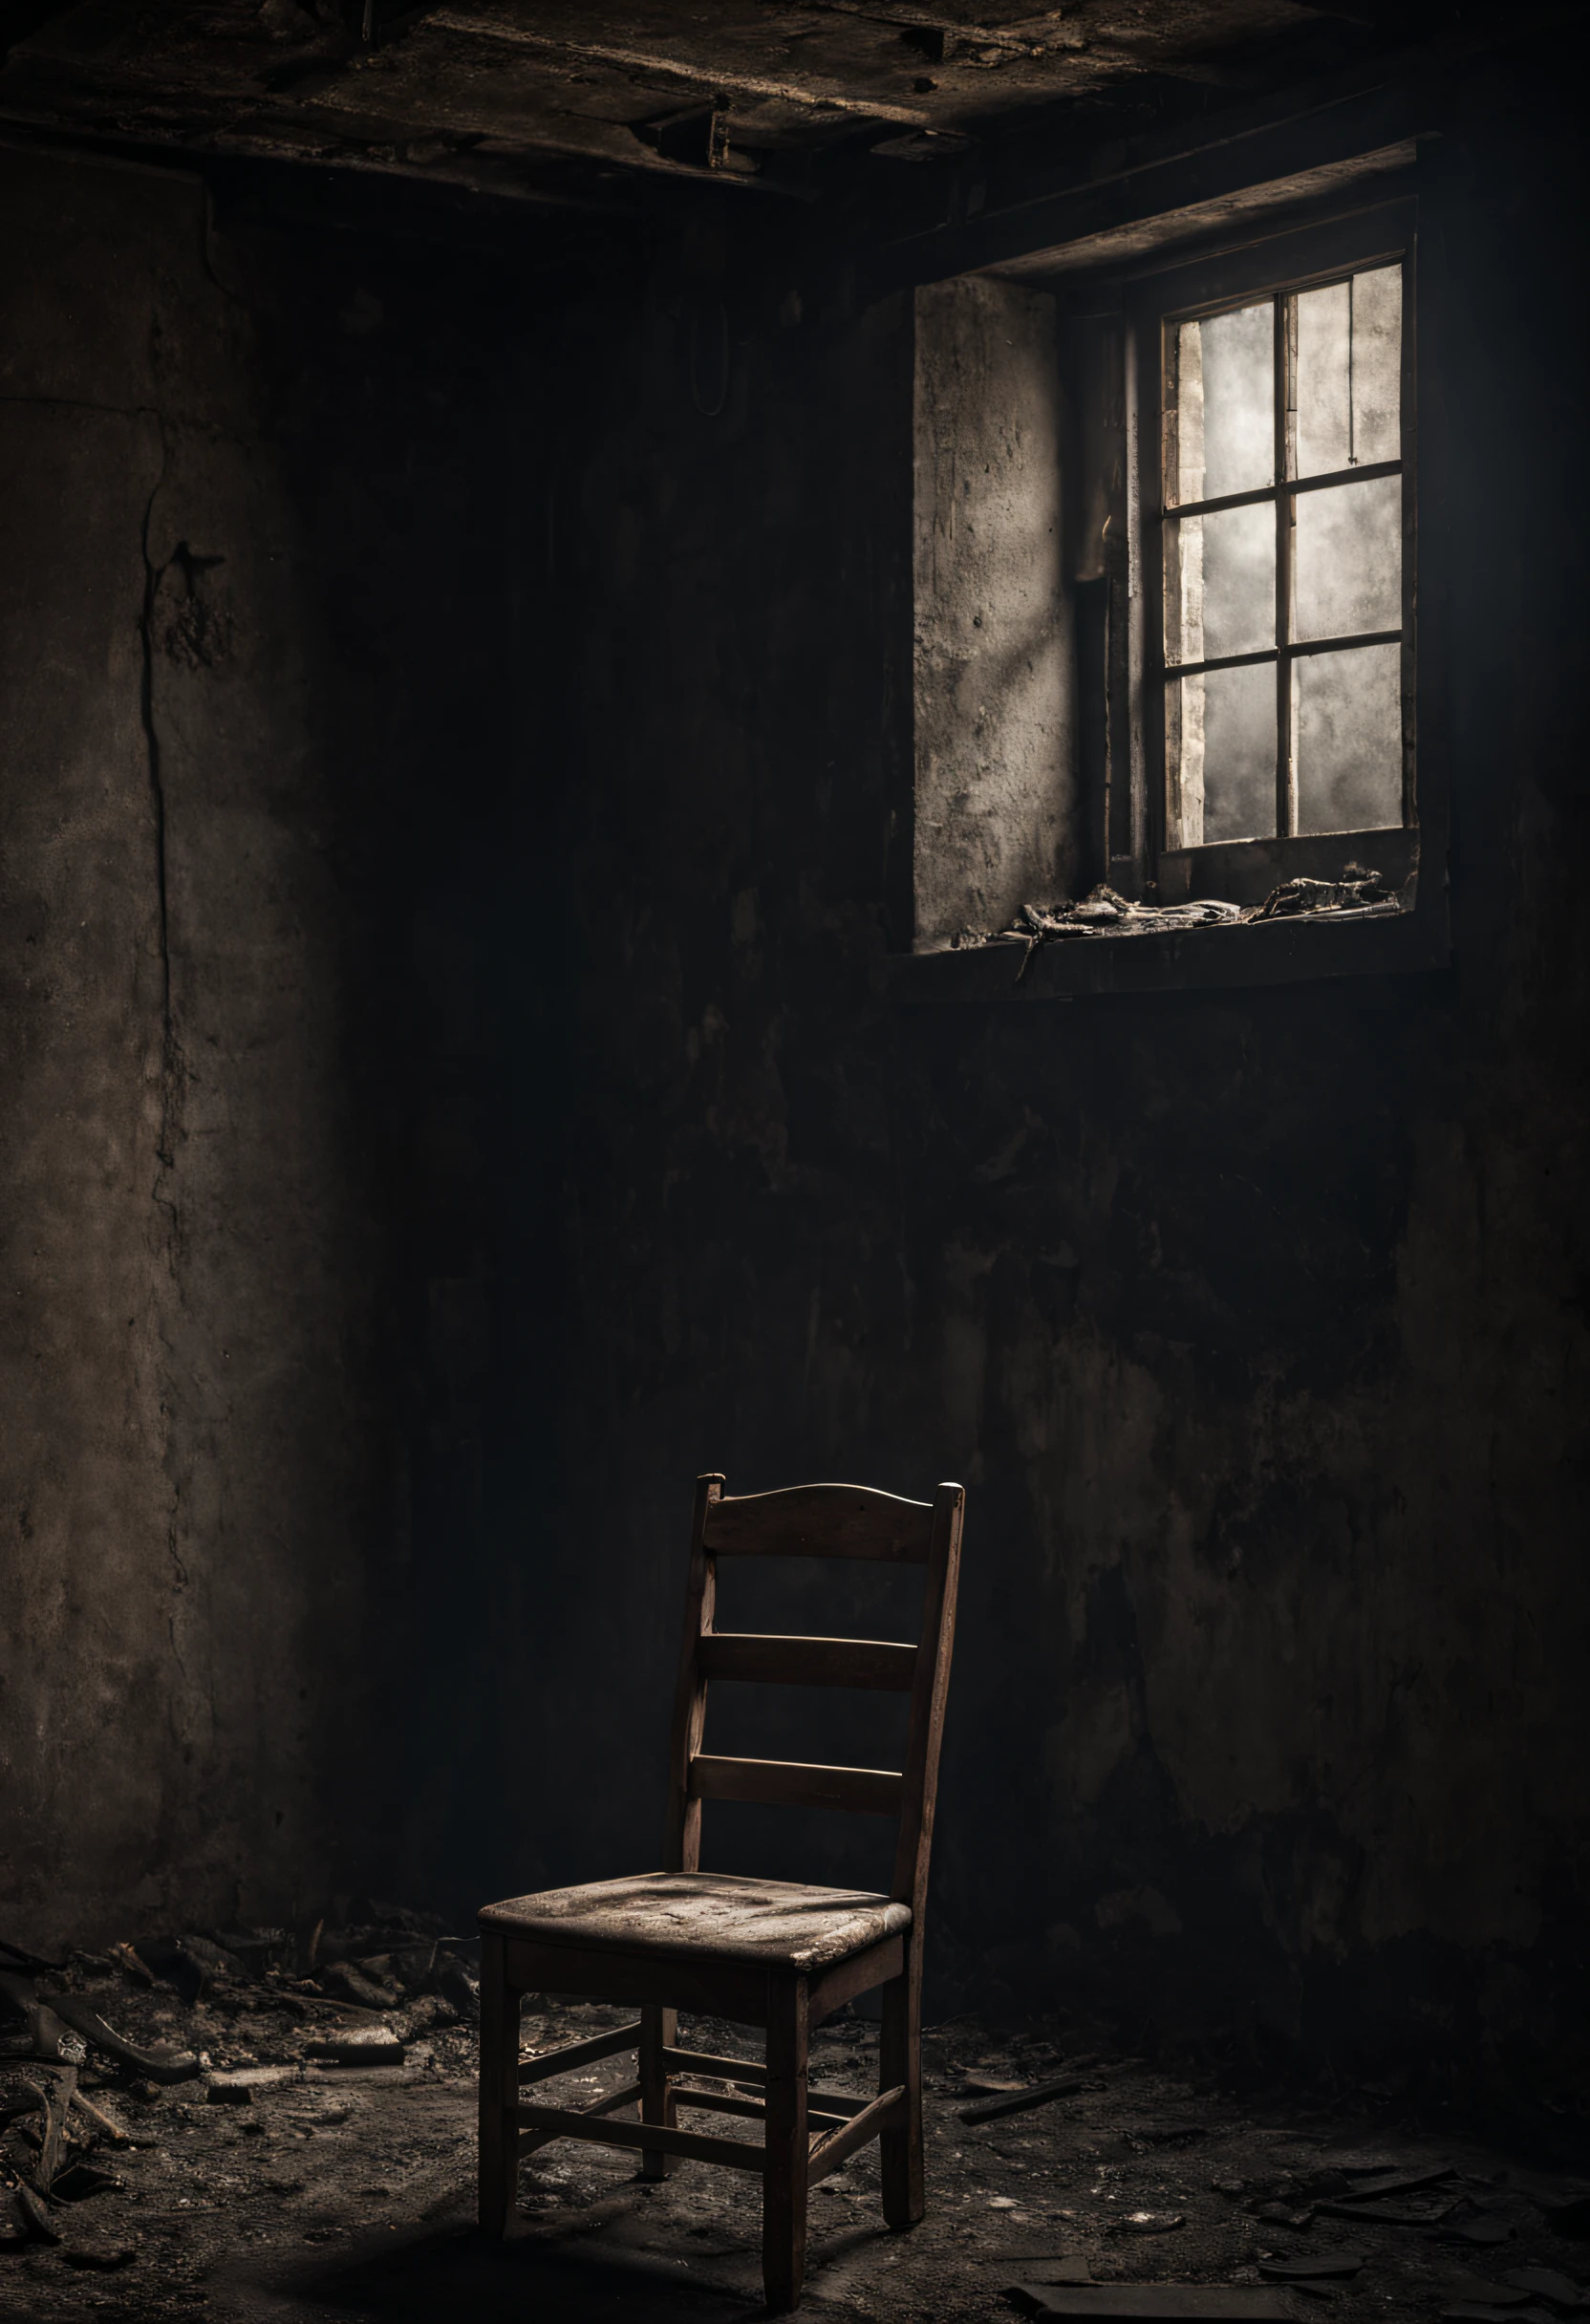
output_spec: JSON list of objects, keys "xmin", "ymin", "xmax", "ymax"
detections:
[
  {"xmin": 22, "ymin": 2066, "xmax": 76, "ymax": 2192},
  {"xmin": 1006, "ymin": 2287, "xmax": 1292, "ymax": 2319},
  {"xmin": 1, "ymin": 1974, "xmax": 199, "ymax": 2086},
  {"xmin": 990, "ymin": 2254, "xmax": 1097, "ymax": 2279},
  {"xmin": 1503, "ymin": 2269, "xmax": 1589, "ymax": 2308},
  {"xmin": 1257, "ymin": 2250, "xmax": 1366, "ymax": 2279},
  {"xmin": 961, "ymin": 2072, "xmax": 1095, "ymax": 2123},
  {"xmin": 1442, "ymin": 2307, "xmax": 1558, "ymax": 2324}
]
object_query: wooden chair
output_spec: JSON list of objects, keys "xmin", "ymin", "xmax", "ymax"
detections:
[{"xmin": 477, "ymin": 1471, "xmax": 965, "ymax": 2313}]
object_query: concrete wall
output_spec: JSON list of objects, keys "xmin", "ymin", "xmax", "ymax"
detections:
[
  {"xmin": 500, "ymin": 64, "xmax": 1590, "ymax": 2100},
  {"xmin": 0, "ymin": 144, "xmax": 525, "ymax": 1947}
]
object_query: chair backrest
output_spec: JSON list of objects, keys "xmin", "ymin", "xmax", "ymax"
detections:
[{"xmin": 662, "ymin": 1474, "xmax": 965, "ymax": 1923}]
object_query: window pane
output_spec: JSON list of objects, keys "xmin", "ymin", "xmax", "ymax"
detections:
[
  {"xmin": 1168, "ymin": 660, "xmax": 1276, "ymax": 848},
  {"xmin": 1295, "ymin": 279, "xmax": 1350, "ymax": 477},
  {"xmin": 1350, "ymin": 265, "xmax": 1401, "ymax": 466},
  {"xmin": 1168, "ymin": 500, "xmax": 1275, "ymax": 664},
  {"xmin": 1293, "ymin": 473, "xmax": 1401, "ymax": 641},
  {"xmin": 1174, "ymin": 301, "xmax": 1273, "ymax": 504},
  {"xmin": 1295, "ymin": 265, "xmax": 1402, "ymax": 478},
  {"xmin": 1294, "ymin": 642, "xmax": 1403, "ymax": 834}
]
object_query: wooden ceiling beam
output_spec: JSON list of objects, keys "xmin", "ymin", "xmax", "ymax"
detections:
[
  {"xmin": 425, "ymin": 7, "xmax": 935, "ymax": 126},
  {"xmin": 754, "ymin": 3, "xmax": 1078, "ymax": 55}
]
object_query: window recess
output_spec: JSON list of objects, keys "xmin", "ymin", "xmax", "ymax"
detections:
[{"xmin": 892, "ymin": 193, "xmax": 1448, "ymax": 1001}]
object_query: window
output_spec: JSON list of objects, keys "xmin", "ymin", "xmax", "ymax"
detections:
[
  {"xmin": 1136, "ymin": 207, "xmax": 1417, "ymax": 898},
  {"xmin": 896, "ymin": 194, "xmax": 1444, "ymax": 998}
]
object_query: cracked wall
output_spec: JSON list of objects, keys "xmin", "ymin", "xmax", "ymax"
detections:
[{"xmin": 0, "ymin": 144, "xmax": 525, "ymax": 1947}]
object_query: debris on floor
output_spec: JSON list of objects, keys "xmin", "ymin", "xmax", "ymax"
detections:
[
  {"xmin": 1502, "ymin": 2268, "xmax": 1586, "ymax": 2305},
  {"xmin": 1007, "ymin": 2289, "xmax": 1292, "ymax": 2320},
  {"xmin": 963, "ymin": 2070, "xmax": 1102, "ymax": 2124},
  {"xmin": 1257, "ymin": 2250, "xmax": 1366, "ymax": 2280},
  {"xmin": 0, "ymin": 1901, "xmax": 482, "ymax": 2307},
  {"xmin": 1, "ymin": 1943, "xmax": 1588, "ymax": 2322}
]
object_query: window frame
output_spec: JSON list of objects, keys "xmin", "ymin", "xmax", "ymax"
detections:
[
  {"xmin": 890, "ymin": 181, "xmax": 1452, "ymax": 1001},
  {"xmin": 1130, "ymin": 199, "xmax": 1419, "ymax": 901}
]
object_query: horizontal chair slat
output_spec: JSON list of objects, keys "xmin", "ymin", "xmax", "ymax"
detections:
[
  {"xmin": 804, "ymin": 2086, "xmax": 874, "ymax": 2121},
  {"xmin": 672, "ymin": 2085, "xmax": 769, "ymax": 2123},
  {"xmin": 672, "ymin": 2083, "xmax": 859, "ymax": 2128},
  {"xmin": 703, "ymin": 1483, "xmax": 934, "ymax": 1564},
  {"xmin": 518, "ymin": 2022, "xmax": 640, "ymax": 2084},
  {"xmin": 698, "ymin": 1633, "xmax": 917, "ymax": 1691},
  {"xmin": 515, "ymin": 2101, "xmax": 767, "ymax": 2175},
  {"xmin": 806, "ymin": 2084, "xmax": 909, "ymax": 2184},
  {"xmin": 662, "ymin": 2045, "xmax": 767, "ymax": 2085},
  {"xmin": 657, "ymin": 2050, "xmax": 872, "ymax": 2127},
  {"xmin": 689, "ymin": 1753, "xmax": 904, "ymax": 1817},
  {"xmin": 517, "ymin": 2077, "xmax": 641, "ymax": 2159}
]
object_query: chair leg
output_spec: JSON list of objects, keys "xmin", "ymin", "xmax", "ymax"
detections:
[
  {"xmin": 879, "ymin": 1963, "xmax": 923, "ymax": 2228},
  {"xmin": 762, "ymin": 1976, "xmax": 809, "ymax": 2313},
  {"xmin": 478, "ymin": 1928, "xmax": 518, "ymax": 2234},
  {"xmin": 639, "ymin": 2002, "xmax": 677, "ymax": 2180}
]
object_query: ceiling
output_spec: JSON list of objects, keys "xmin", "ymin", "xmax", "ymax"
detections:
[{"xmin": 0, "ymin": 1, "xmax": 1439, "ymax": 217}]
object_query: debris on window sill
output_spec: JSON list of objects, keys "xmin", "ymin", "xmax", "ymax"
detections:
[
  {"xmin": 1249, "ymin": 867, "xmax": 1408, "ymax": 920},
  {"xmin": 954, "ymin": 865, "xmax": 1408, "ymax": 977}
]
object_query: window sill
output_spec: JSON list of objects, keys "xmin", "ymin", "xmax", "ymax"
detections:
[{"xmin": 886, "ymin": 893, "xmax": 1447, "ymax": 1003}]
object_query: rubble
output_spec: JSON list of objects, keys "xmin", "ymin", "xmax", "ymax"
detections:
[
  {"xmin": 1248, "ymin": 869, "xmax": 1403, "ymax": 920},
  {"xmin": 1008, "ymin": 2291, "xmax": 1290, "ymax": 2320},
  {"xmin": 956, "ymin": 863, "xmax": 1410, "ymax": 972},
  {"xmin": 0, "ymin": 1899, "xmax": 477, "ymax": 2293},
  {"xmin": 0, "ymin": 1946, "xmax": 1586, "ymax": 2323}
]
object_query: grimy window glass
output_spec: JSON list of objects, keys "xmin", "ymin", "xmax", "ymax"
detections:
[{"xmin": 1161, "ymin": 262, "xmax": 1407, "ymax": 849}]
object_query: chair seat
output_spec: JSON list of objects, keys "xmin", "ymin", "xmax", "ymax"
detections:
[{"xmin": 480, "ymin": 1871, "xmax": 912, "ymax": 1972}]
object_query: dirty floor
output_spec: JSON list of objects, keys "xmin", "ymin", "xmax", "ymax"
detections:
[{"xmin": 5, "ymin": 1966, "xmax": 1590, "ymax": 2324}]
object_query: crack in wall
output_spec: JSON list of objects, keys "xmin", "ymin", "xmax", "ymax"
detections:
[
  {"xmin": 139, "ymin": 426, "xmax": 174, "ymax": 1098},
  {"xmin": 136, "ymin": 421, "xmax": 190, "ymax": 1622},
  {"xmin": 0, "ymin": 389, "xmax": 167, "ymax": 420}
]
